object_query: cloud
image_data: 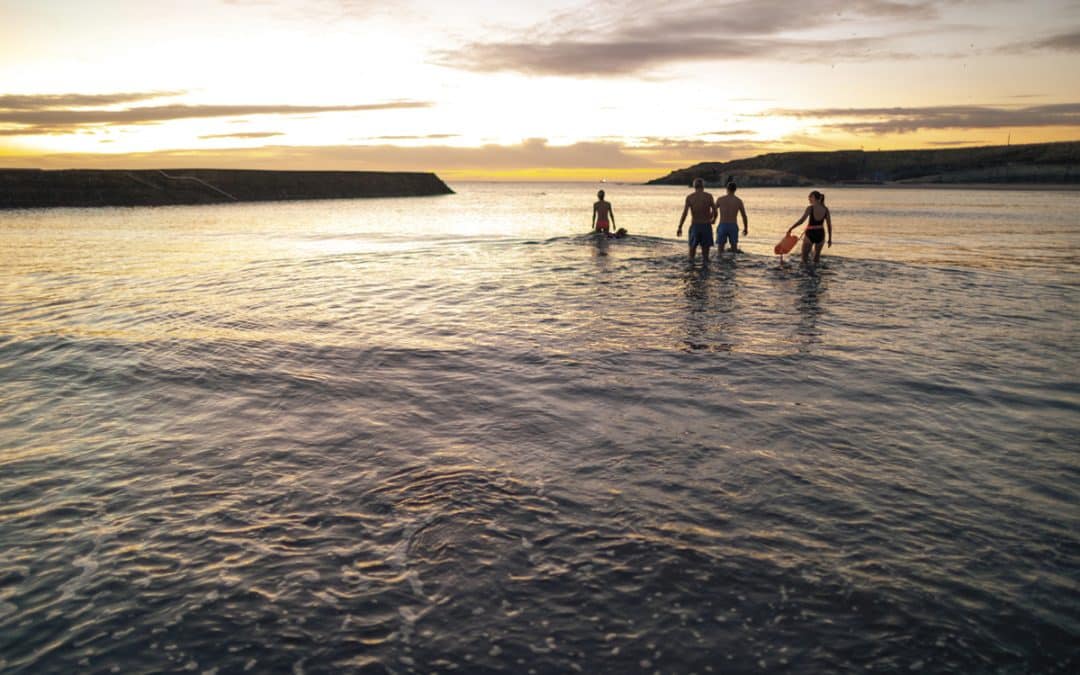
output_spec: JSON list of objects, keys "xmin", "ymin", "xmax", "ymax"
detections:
[
  {"xmin": 0, "ymin": 96, "xmax": 433, "ymax": 136},
  {"xmin": 364, "ymin": 133, "xmax": 461, "ymax": 140},
  {"xmin": 220, "ymin": 0, "xmax": 399, "ymax": 22},
  {"xmin": 699, "ymin": 130, "xmax": 757, "ymax": 137},
  {"xmin": 436, "ymin": 36, "xmax": 914, "ymax": 76},
  {"xmin": 434, "ymin": 0, "xmax": 945, "ymax": 75},
  {"xmin": 1032, "ymin": 29, "xmax": 1080, "ymax": 52},
  {"xmin": 0, "ymin": 127, "xmax": 73, "ymax": 136},
  {"xmin": 0, "ymin": 91, "xmax": 184, "ymax": 110},
  {"xmin": 926, "ymin": 139, "xmax": 987, "ymax": 146},
  {"xmin": 999, "ymin": 29, "xmax": 1080, "ymax": 54},
  {"xmin": 763, "ymin": 103, "xmax": 1080, "ymax": 133},
  {"xmin": 0, "ymin": 102, "xmax": 432, "ymax": 126},
  {"xmin": 198, "ymin": 131, "xmax": 286, "ymax": 139},
  {"xmin": 1, "ymin": 132, "xmax": 908, "ymax": 178},
  {"xmin": 623, "ymin": 136, "xmax": 805, "ymax": 163},
  {"xmin": 8, "ymin": 138, "xmax": 667, "ymax": 173}
]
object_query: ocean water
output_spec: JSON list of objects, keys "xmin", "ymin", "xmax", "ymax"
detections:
[{"xmin": 1, "ymin": 183, "xmax": 1077, "ymax": 673}]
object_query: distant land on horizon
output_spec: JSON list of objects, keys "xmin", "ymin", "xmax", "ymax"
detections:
[
  {"xmin": 0, "ymin": 168, "xmax": 454, "ymax": 209},
  {"xmin": 647, "ymin": 141, "xmax": 1080, "ymax": 188}
]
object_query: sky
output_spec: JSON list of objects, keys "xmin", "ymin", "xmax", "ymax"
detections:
[{"xmin": 1, "ymin": 0, "xmax": 1078, "ymax": 181}]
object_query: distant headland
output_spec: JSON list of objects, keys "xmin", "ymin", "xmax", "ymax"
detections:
[
  {"xmin": 647, "ymin": 141, "xmax": 1080, "ymax": 188},
  {"xmin": 0, "ymin": 168, "xmax": 454, "ymax": 209}
]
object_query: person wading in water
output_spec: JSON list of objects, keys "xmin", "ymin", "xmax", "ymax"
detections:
[
  {"xmin": 715, "ymin": 181, "xmax": 748, "ymax": 253},
  {"xmin": 593, "ymin": 190, "xmax": 615, "ymax": 234},
  {"xmin": 677, "ymin": 178, "xmax": 716, "ymax": 263},
  {"xmin": 786, "ymin": 190, "xmax": 833, "ymax": 266}
]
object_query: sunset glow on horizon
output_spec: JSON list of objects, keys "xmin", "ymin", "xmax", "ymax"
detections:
[{"xmin": 2, "ymin": 0, "xmax": 1079, "ymax": 181}]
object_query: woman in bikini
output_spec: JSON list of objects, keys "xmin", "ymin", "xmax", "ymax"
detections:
[
  {"xmin": 593, "ymin": 189, "xmax": 615, "ymax": 234},
  {"xmin": 786, "ymin": 190, "xmax": 832, "ymax": 265}
]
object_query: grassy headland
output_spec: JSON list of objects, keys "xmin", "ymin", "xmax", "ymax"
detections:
[{"xmin": 647, "ymin": 141, "xmax": 1080, "ymax": 188}]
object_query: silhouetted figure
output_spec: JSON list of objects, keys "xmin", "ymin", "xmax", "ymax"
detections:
[
  {"xmin": 786, "ymin": 190, "xmax": 833, "ymax": 266},
  {"xmin": 677, "ymin": 178, "xmax": 716, "ymax": 263},
  {"xmin": 593, "ymin": 190, "xmax": 615, "ymax": 233},
  {"xmin": 715, "ymin": 182, "xmax": 748, "ymax": 253}
]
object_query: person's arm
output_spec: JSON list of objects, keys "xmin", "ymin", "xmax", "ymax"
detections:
[
  {"xmin": 825, "ymin": 208, "xmax": 833, "ymax": 247},
  {"xmin": 677, "ymin": 198, "xmax": 690, "ymax": 235},
  {"xmin": 740, "ymin": 202, "xmax": 749, "ymax": 235},
  {"xmin": 592, "ymin": 203, "xmax": 598, "ymax": 230},
  {"xmin": 787, "ymin": 207, "xmax": 810, "ymax": 235},
  {"xmin": 608, "ymin": 204, "xmax": 615, "ymax": 226},
  {"xmin": 710, "ymin": 198, "xmax": 717, "ymax": 224}
]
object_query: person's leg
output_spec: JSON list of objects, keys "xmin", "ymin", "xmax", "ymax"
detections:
[
  {"xmin": 813, "ymin": 241, "xmax": 824, "ymax": 264},
  {"xmin": 801, "ymin": 238, "xmax": 812, "ymax": 265},
  {"xmin": 689, "ymin": 243, "xmax": 698, "ymax": 262}
]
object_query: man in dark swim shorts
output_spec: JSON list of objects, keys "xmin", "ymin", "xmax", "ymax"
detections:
[
  {"xmin": 677, "ymin": 178, "xmax": 716, "ymax": 263},
  {"xmin": 715, "ymin": 182, "xmax": 748, "ymax": 253}
]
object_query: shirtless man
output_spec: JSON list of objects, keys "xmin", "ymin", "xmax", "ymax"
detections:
[
  {"xmin": 592, "ymin": 189, "xmax": 614, "ymax": 233},
  {"xmin": 677, "ymin": 178, "xmax": 716, "ymax": 263},
  {"xmin": 715, "ymin": 182, "xmax": 748, "ymax": 253}
]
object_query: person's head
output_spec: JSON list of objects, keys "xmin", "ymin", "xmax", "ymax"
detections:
[
  {"xmin": 693, "ymin": 178, "xmax": 704, "ymax": 191},
  {"xmin": 809, "ymin": 190, "xmax": 825, "ymax": 205},
  {"xmin": 726, "ymin": 182, "xmax": 737, "ymax": 194},
  {"xmin": 614, "ymin": 227, "xmax": 627, "ymax": 238},
  {"xmin": 597, "ymin": 189, "xmax": 605, "ymax": 200}
]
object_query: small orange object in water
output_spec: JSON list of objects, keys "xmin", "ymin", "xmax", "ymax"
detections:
[{"xmin": 774, "ymin": 233, "xmax": 799, "ymax": 255}]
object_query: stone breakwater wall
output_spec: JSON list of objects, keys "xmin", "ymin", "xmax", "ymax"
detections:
[{"xmin": 0, "ymin": 169, "xmax": 454, "ymax": 208}]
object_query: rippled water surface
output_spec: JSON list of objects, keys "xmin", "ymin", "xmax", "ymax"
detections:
[{"xmin": 2, "ymin": 183, "xmax": 1078, "ymax": 673}]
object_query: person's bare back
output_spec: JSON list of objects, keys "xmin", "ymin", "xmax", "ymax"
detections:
[
  {"xmin": 685, "ymin": 190, "xmax": 715, "ymax": 223},
  {"xmin": 715, "ymin": 194, "xmax": 745, "ymax": 224}
]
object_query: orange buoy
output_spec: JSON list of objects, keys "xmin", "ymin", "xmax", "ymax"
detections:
[{"xmin": 774, "ymin": 233, "xmax": 799, "ymax": 255}]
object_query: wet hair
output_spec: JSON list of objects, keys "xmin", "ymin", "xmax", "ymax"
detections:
[
  {"xmin": 726, "ymin": 182, "xmax": 737, "ymax": 193},
  {"xmin": 597, "ymin": 189, "xmax": 605, "ymax": 199},
  {"xmin": 809, "ymin": 190, "xmax": 825, "ymax": 205},
  {"xmin": 693, "ymin": 178, "xmax": 704, "ymax": 188}
]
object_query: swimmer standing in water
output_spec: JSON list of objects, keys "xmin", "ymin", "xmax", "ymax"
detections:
[
  {"xmin": 593, "ymin": 190, "xmax": 615, "ymax": 234},
  {"xmin": 786, "ymin": 190, "xmax": 833, "ymax": 265},
  {"xmin": 677, "ymin": 178, "xmax": 716, "ymax": 263},
  {"xmin": 714, "ymin": 181, "xmax": 748, "ymax": 253}
]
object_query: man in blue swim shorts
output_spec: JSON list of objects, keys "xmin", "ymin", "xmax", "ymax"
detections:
[
  {"xmin": 676, "ymin": 178, "xmax": 716, "ymax": 263},
  {"xmin": 715, "ymin": 182, "xmax": 748, "ymax": 253}
]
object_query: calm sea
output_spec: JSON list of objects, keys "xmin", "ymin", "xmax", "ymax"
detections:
[{"xmin": 1, "ymin": 183, "xmax": 1078, "ymax": 673}]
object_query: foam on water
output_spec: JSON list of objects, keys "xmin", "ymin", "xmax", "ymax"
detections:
[{"xmin": 1, "ymin": 184, "xmax": 1078, "ymax": 673}]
